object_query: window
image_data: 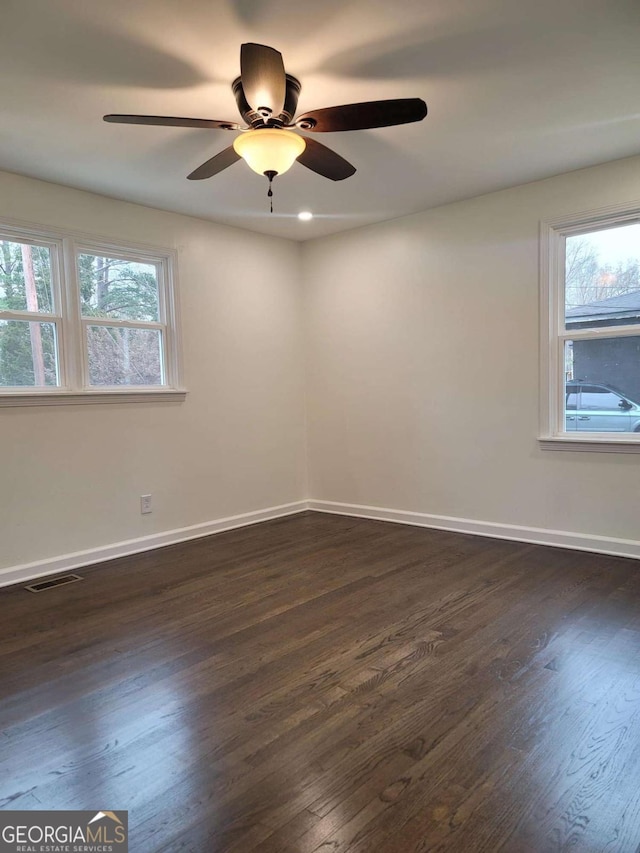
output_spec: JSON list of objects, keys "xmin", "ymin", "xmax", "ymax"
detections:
[
  {"xmin": 541, "ymin": 204, "xmax": 640, "ymax": 450},
  {"xmin": 0, "ymin": 222, "xmax": 183, "ymax": 405}
]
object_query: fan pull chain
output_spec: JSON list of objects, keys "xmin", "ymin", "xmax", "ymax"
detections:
[{"xmin": 265, "ymin": 170, "xmax": 277, "ymax": 214}]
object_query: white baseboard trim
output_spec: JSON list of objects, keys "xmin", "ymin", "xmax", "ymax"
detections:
[
  {"xmin": 0, "ymin": 501, "xmax": 309, "ymax": 589},
  {"xmin": 5, "ymin": 497, "xmax": 638, "ymax": 590},
  {"xmin": 307, "ymin": 500, "xmax": 640, "ymax": 561}
]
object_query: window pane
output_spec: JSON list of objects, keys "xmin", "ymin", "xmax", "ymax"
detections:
[
  {"xmin": 0, "ymin": 320, "xmax": 58, "ymax": 386},
  {"xmin": 564, "ymin": 337, "xmax": 640, "ymax": 433},
  {"xmin": 580, "ymin": 386, "xmax": 624, "ymax": 411},
  {"xmin": 78, "ymin": 253, "xmax": 160, "ymax": 322},
  {"xmin": 87, "ymin": 326, "xmax": 163, "ymax": 386},
  {"xmin": 565, "ymin": 222, "xmax": 640, "ymax": 330},
  {"xmin": 0, "ymin": 240, "xmax": 53, "ymax": 313}
]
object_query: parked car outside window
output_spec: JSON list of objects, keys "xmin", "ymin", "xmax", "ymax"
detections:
[{"xmin": 565, "ymin": 381, "xmax": 640, "ymax": 432}]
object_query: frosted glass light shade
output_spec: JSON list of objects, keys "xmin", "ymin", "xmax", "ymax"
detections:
[{"xmin": 233, "ymin": 129, "xmax": 306, "ymax": 176}]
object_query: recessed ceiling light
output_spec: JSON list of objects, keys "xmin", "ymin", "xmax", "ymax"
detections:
[{"xmin": 298, "ymin": 211, "xmax": 313, "ymax": 221}]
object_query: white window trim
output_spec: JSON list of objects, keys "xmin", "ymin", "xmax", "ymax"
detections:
[
  {"xmin": 539, "ymin": 199, "xmax": 640, "ymax": 453},
  {"xmin": 0, "ymin": 218, "xmax": 186, "ymax": 406}
]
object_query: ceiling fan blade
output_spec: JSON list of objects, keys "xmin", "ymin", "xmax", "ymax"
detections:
[
  {"xmin": 296, "ymin": 138, "xmax": 356, "ymax": 181},
  {"xmin": 295, "ymin": 98, "xmax": 427, "ymax": 132},
  {"xmin": 187, "ymin": 146, "xmax": 241, "ymax": 180},
  {"xmin": 104, "ymin": 114, "xmax": 242, "ymax": 130},
  {"xmin": 240, "ymin": 43, "xmax": 286, "ymax": 117}
]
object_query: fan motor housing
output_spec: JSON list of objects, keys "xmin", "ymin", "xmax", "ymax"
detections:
[{"xmin": 233, "ymin": 74, "xmax": 301, "ymax": 127}]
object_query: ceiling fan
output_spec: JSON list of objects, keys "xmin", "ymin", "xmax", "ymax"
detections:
[{"xmin": 104, "ymin": 43, "xmax": 427, "ymax": 208}]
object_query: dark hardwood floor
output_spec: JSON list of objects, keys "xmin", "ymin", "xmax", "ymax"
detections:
[{"xmin": 2, "ymin": 512, "xmax": 640, "ymax": 852}]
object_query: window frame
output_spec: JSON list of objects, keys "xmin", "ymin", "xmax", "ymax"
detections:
[
  {"xmin": 0, "ymin": 220, "xmax": 185, "ymax": 406},
  {"xmin": 540, "ymin": 201, "xmax": 640, "ymax": 453}
]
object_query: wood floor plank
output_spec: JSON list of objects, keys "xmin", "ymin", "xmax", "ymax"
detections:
[{"xmin": 2, "ymin": 512, "xmax": 640, "ymax": 852}]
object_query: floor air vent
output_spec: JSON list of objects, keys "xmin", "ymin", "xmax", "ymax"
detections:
[{"xmin": 25, "ymin": 574, "xmax": 83, "ymax": 593}]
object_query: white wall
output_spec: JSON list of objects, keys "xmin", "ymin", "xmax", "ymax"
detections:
[
  {"xmin": 303, "ymin": 155, "xmax": 640, "ymax": 546},
  {"xmin": 0, "ymin": 171, "xmax": 306, "ymax": 573},
  {"xmin": 4, "ymin": 154, "xmax": 640, "ymax": 578}
]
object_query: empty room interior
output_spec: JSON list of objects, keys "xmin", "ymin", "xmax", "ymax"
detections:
[{"xmin": 2, "ymin": 1, "xmax": 640, "ymax": 851}]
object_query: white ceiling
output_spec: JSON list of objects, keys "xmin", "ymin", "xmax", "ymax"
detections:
[{"xmin": 1, "ymin": 0, "xmax": 639, "ymax": 241}]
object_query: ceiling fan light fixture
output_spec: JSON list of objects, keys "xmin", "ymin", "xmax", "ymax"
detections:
[
  {"xmin": 105, "ymin": 44, "xmax": 427, "ymax": 185},
  {"xmin": 233, "ymin": 128, "xmax": 306, "ymax": 176}
]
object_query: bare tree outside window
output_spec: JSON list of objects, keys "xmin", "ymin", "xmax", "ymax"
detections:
[{"xmin": 565, "ymin": 224, "xmax": 640, "ymax": 310}]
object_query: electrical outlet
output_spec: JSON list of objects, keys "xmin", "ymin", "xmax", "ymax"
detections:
[{"xmin": 140, "ymin": 494, "xmax": 153, "ymax": 514}]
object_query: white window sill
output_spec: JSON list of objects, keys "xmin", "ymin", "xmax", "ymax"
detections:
[
  {"xmin": 0, "ymin": 389, "xmax": 187, "ymax": 407},
  {"xmin": 539, "ymin": 435, "xmax": 640, "ymax": 453}
]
